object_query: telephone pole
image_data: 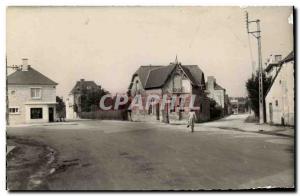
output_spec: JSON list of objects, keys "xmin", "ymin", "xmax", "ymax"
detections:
[
  {"xmin": 245, "ymin": 11, "xmax": 264, "ymax": 124},
  {"xmin": 6, "ymin": 57, "xmax": 21, "ymax": 126}
]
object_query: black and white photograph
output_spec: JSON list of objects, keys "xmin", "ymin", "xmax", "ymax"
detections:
[{"xmin": 5, "ymin": 5, "xmax": 295, "ymax": 191}]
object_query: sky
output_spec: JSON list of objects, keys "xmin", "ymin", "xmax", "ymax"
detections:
[{"xmin": 6, "ymin": 6, "xmax": 293, "ymax": 99}]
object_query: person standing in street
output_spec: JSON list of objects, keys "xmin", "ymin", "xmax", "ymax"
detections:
[{"xmin": 187, "ymin": 110, "xmax": 196, "ymax": 132}]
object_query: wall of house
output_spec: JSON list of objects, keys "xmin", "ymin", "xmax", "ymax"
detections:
[
  {"xmin": 265, "ymin": 61, "xmax": 294, "ymax": 126},
  {"xmin": 130, "ymin": 88, "xmax": 163, "ymax": 122},
  {"xmin": 206, "ymin": 77, "xmax": 225, "ymax": 110},
  {"xmin": 24, "ymin": 104, "xmax": 56, "ymax": 123},
  {"xmin": 66, "ymin": 94, "xmax": 78, "ymax": 119},
  {"xmin": 130, "ymin": 76, "xmax": 144, "ymax": 96},
  {"xmin": 213, "ymin": 89, "xmax": 225, "ymax": 108},
  {"xmin": 8, "ymin": 84, "xmax": 56, "ymax": 124}
]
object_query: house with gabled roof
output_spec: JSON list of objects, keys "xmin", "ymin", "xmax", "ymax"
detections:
[
  {"xmin": 66, "ymin": 79, "xmax": 101, "ymax": 119},
  {"xmin": 7, "ymin": 58, "xmax": 58, "ymax": 125},
  {"xmin": 264, "ymin": 54, "xmax": 282, "ymax": 79},
  {"xmin": 265, "ymin": 51, "xmax": 294, "ymax": 126},
  {"xmin": 206, "ymin": 76, "xmax": 228, "ymax": 116},
  {"xmin": 128, "ymin": 57, "xmax": 210, "ymax": 123}
]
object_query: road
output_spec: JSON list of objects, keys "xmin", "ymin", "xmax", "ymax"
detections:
[{"xmin": 7, "ymin": 114, "xmax": 294, "ymax": 190}]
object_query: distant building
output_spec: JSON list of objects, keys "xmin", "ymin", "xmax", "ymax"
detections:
[
  {"xmin": 66, "ymin": 79, "xmax": 101, "ymax": 119},
  {"xmin": 128, "ymin": 58, "xmax": 210, "ymax": 123},
  {"xmin": 265, "ymin": 51, "xmax": 294, "ymax": 126},
  {"xmin": 265, "ymin": 54, "xmax": 282, "ymax": 79},
  {"xmin": 7, "ymin": 58, "xmax": 58, "ymax": 125},
  {"xmin": 229, "ymin": 97, "xmax": 249, "ymax": 115},
  {"xmin": 224, "ymin": 94, "xmax": 232, "ymax": 115},
  {"xmin": 206, "ymin": 76, "xmax": 228, "ymax": 116}
]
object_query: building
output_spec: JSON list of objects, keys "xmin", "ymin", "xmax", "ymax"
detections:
[
  {"xmin": 206, "ymin": 76, "xmax": 228, "ymax": 116},
  {"xmin": 66, "ymin": 79, "xmax": 101, "ymax": 119},
  {"xmin": 224, "ymin": 94, "xmax": 232, "ymax": 115},
  {"xmin": 128, "ymin": 58, "xmax": 210, "ymax": 124},
  {"xmin": 265, "ymin": 51, "xmax": 294, "ymax": 126},
  {"xmin": 229, "ymin": 97, "xmax": 249, "ymax": 114},
  {"xmin": 7, "ymin": 58, "xmax": 58, "ymax": 125},
  {"xmin": 265, "ymin": 54, "xmax": 282, "ymax": 79}
]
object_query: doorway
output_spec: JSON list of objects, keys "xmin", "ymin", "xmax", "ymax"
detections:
[
  {"xmin": 49, "ymin": 107, "xmax": 54, "ymax": 122},
  {"xmin": 269, "ymin": 103, "xmax": 273, "ymax": 124},
  {"xmin": 156, "ymin": 103, "xmax": 160, "ymax": 120}
]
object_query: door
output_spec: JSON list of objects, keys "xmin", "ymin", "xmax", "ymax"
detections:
[
  {"xmin": 269, "ymin": 103, "xmax": 273, "ymax": 124},
  {"xmin": 156, "ymin": 103, "xmax": 160, "ymax": 120},
  {"xmin": 49, "ymin": 107, "xmax": 54, "ymax": 122}
]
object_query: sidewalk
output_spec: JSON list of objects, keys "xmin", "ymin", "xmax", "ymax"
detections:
[
  {"xmin": 197, "ymin": 114, "xmax": 294, "ymax": 137},
  {"xmin": 7, "ymin": 121, "xmax": 81, "ymax": 128}
]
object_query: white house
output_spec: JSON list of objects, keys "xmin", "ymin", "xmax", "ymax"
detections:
[
  {"xmin": 264, "ymin": 54, "xmax": 282, "ymax": 79},
  {"xmin": 265, "ymin": 51, "xmax": 294, "ymax": 126},
  {"xmin": 7, "ymin": 58, "xmax": 58, "ymax": 125},
  {"xmin": 206, "ymin": 76, "xmax": 227, "ymax": 115},
  {"xmin": 66, "ymin": 79, "xmax": 101, "ymax": 120}
]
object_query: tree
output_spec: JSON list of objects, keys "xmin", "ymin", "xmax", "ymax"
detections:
[
  {"xmin": 56, "ymin": 96, "xmax": 66, "ymax": 121},
  {"xmin": 209, "ymin": 98, "xmax": 222, "ymax": 120},
  {"xmin": 80, "ymin": 87, "xmax": 108, "ymax": 112},
  {"xmin": 246, "ymin": 71, "xmax": 272, "ymax": 119}
]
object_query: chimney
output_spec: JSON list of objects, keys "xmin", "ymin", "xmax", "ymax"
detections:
[
  {"xmin": 22, "ymin": 58, "xmax": 29, "ymax": 71},
  {"xmin": 207, "ymin": 76, "xmax": 216, "ymax": 90}
]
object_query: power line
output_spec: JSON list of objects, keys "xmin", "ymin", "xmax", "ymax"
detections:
[
  {"xmin": 245, "ymin": 11, "xmax": 265, "ymax": 124},
  {"xmin": 247, "ymin": 31, "xmax": 255, "ymax": 77}
]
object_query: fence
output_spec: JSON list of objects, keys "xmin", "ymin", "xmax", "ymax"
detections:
[{"xmin": 79, "ymin": 110, "xmax": 128, "ymax": 120}]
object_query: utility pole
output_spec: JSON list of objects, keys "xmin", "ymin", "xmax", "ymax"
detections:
[
  {"xmin": 245, "ymin": 11, "xmax": 264, "ymax": 124},
  {"xmin": 6, "ymin": 58, "xmax": 21, "ymax": 126}
]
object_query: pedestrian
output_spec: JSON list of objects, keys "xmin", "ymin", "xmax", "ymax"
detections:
[
  {"xmin": 187, "ymin": 109, "xmax": 196, "ymax": 132},
  {"xmin": 127, "ymin": 108, "xmax": 132, "ymax": 121}
]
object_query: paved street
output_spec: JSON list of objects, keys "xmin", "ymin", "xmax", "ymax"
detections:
[{"xmin": 7, "ymin": 114, "xmax": 294, "ymax": 190}]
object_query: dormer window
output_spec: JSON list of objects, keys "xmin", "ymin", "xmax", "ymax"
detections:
[{"xmin": 31, "ymin": 88, "xmax": 42, "ymax": 99}]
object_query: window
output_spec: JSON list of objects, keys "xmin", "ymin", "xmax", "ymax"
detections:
[
  {"xmin": 182, "ymin": 79, "xmax": 191, "ymax": 92},
  {"xmin": 148, "ymin": 98, "xmax": 154, "ymax": 115},
  {"xmin": 9, "ymin": 107, "xmax": 19, "ymax": 114},
  {"xmin": 30, "ymin": 108, "xmax": 43, "ymax": 119},
  {"xmin": 179, "ymin": 97, "xmax": 185, "ymax": 112},
  {"xmin": 135, "ymin": 80, "xmax": 140, "ymax": 94},
  {"xmin": 275, "ymin": 55, "xmax": 282, "ymax": 62},
  {"xmin": 275, "ymin": 100, "xmax": 279, "ymax": 107},
  {"xmin": 173, "ymin": 75, "xmax": 182, "ymax": 92},
  {"xmin": 31, "ymin": 88, "xmax": 42, "ymax": 99}
]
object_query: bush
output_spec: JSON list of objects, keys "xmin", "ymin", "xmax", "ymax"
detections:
[
  {"xmin": 210, "ymin": 106, "xmax": 223, "ymax": 120},
  {"xmin": 209, "ymin": 98, "xmax": 223, "ymax": 120}
]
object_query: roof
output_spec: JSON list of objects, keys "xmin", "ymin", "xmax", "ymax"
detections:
[
  {"xmin": 70, "ymin": 80, "xmax": 99, "ymax": 94},
  {"xmin": 205, "ymin": 81, "xmax": 225, "ymax": 90},
  {"xmin": 265, "ymin": 62, "xmax": 280, "ymax": 72},
  {"xmin": 280, "ymin": 51, "xmax": 294, "ymax": 64},
  {"xmin": 265, "ymin": 51, "xmax": 294, "ymax": 97},
  {"xmin": 214, "ymin": 82, "xmax": 225, "ymax": 90},
  {"xmin": 7, "ymin": 66, "xmax": 57, "ymax": 85},
  {"xmin": 129, "ymin": 63, "xmax": 205, "ymax": 90}
]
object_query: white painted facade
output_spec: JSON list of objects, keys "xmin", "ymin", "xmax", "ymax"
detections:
[
  {"xmin": 206, "ymin": 76, "xmax": 225, "ymax": 108},
  {"xmin": 8, "ymin": 85, "xmax": 57, "ymax": 125},
  {"xmin": 265, "ymin": 60, "xmax": 294, "ymax": 126},
  {"xmin": 66, "ymin": 94, "xmax": 79, "ymax": 120},
  {"xmin": 265, "ymin": 54, "xmax": 282, "ymax": 78}
]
